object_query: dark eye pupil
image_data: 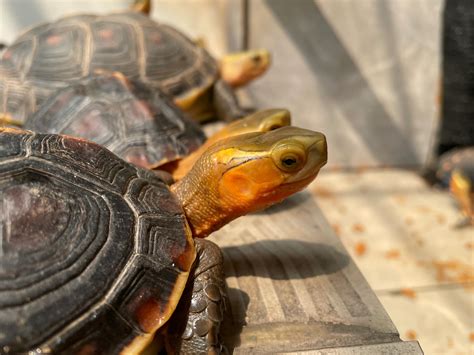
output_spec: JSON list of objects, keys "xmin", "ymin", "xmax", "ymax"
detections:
[
  {"xmin": 268, "ymin": 124, "xmax": 281, "ymax": 131},
  {"xmin": 283, "ymin": 157, "xmax": 297, "ymax": 166}
]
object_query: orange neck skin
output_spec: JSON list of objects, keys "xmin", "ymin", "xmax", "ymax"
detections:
[{"xmin": 171, "ymin": 150, "xmax": 317, "ymax": 238}]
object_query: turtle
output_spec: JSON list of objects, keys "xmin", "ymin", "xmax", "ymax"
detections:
[
  {"xmin": 0, "ymin": 125, "xmax": 327, "ymax": 354},
  {"xmin": 22, "ymin": 70, "xmax": 291, "ymax": 179},
  {"xmin": 436, "ymin": 147, "xmax": 474, "ymax": 225},
  {"xmin": 0, "ymin": 0, "xmax": 270, "ymax": 126}
]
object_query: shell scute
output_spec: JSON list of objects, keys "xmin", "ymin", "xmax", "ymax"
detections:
[{"xmin": 0, "ymin": 130, "xmax": 194, "ymax": 353}]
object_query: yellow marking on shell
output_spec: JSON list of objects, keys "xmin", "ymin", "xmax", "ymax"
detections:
[
  {"xmin": 0, "ymin": 113, "xmax": 23, "ymax": 127},
  {"xmin": 173, "ymin": 81, "xmax": 213, "ymax": 110},
  {"xmin": 131, "ymin": 0, "xmax": 151, "ymax": 15}
]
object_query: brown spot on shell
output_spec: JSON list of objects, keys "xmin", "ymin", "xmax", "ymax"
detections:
[
  {"xmin": 46, "ymin": 34, "xmax": 63, "ymax": 46},
  {"xmin": 124, "ymin": 148, "xmax": 152, "ymax": 169},
  {"xmin": 98, "ymin": 29, "xmax": 114, "ymax": 40},
  {"xmin": 135, "ymin": 297, "xmax": 162, "ymax": 333},
  {"xmin": 129, "ymin": 100, "xmax": 155, "ymax": 123},
  {"xmin": 76, "ymin": 343, "xmax": 97, "ymax": 355},
  {"xmin": 469, "ymin": 332, "xmax": 474, "ymax": 342},
  {"xmin": 150, "ymin": 32, "xmax": 162, "ymax": 44}
]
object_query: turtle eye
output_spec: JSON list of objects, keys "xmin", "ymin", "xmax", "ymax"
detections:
[{"xmin": 273, "ymin": 144, "xmax": 306, "ymax": 172}]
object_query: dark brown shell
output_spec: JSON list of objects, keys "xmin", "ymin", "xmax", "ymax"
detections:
[
  {"xmin": 0, "ymin": 11, "xmax": 218, "ymax": 123},
  {"xmin": 23, "ymin": 72, "xmax": 206, "ymax": 169},
  {"xmin": 436, "ymin": 147, "xmax": 474, "ymax": 187},
  {"xmin": 0, "ymin": 128, "xmax": 196, "ymax": 353}
]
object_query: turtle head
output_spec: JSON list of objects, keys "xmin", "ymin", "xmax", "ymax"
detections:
[
  {"xmin": 206, "ymin": 108, "xmax": 291, "ymax": 146},
  {"xmin": 131, "ymin": 0, "xmax": 151, "ymax": 15},
  {"xmin": 170, "ymin": 109, "xmax": 291, "ymax": 180},
  {"xmin": 172, "ymin": 127, "xmax": 327, "ymax": 238},
  {"xmin": 220, "ymin": 49, "xmax": 271, "ymax": 87},
  {"xmin": 450, "ymin": 169, "xmax": 473, "ymax": 223}
]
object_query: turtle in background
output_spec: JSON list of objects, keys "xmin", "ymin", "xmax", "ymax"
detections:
[
  {"xmin": 23, "ymin": 71, "xmax": 291, "ymax": 179},
  {"xmin": 0, "ymin": 125, "xmax": 327, "ymax": 354},
  {"xmin": 436, "ymin": 147, "xmax": 474, "ymax": 226},
  {"xmin": 0, "ymin": 0, "xmax": 270, "ymax": 126}
]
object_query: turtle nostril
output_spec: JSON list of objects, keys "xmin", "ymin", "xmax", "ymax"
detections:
[{"xmin": 251, "ymin": 55, "xmax": 262, "ymax": 65}]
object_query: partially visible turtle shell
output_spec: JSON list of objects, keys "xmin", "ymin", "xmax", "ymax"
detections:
[
  {"xmin": 1, "ymin": 11, "xmax": 219, "ymax": 123},
  {"xmin": 24, "ymin": 71, "xmax": 206, "ymax": 169},
  {"xmin": 436, "ymin": 148, "xmax": 474, "ymax": 188},
  {"xmin": 0, "ymin": 127, "xmax": 196, "ymax": 353}
]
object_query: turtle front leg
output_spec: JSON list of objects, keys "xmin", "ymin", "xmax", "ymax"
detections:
[
  {"xmin": 213, "ymin": 79, "xmax": 249, "ymax": 122},
  {"xmin": 164, "ymin": 239, "xmax": 228, "ymax": 354}
]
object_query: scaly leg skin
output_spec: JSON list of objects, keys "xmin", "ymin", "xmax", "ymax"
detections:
[
  {"xmin": 165, "ymin": 239, "xmax": 228, "ymax": 354},
  {"xmin": 213, "ymin": 79, "xmax": 249, "ymax": 122}
]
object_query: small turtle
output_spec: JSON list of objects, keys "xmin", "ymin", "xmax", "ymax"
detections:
[
  {"xmin": 0, "ymin": 0, "xmax": 270, "ymax": 125},
  {"xmin": 23, "ymin": 71, "xmax": 291, "ymax": 179},
  {"xmin": 0, "ymin": 126, "xmax": 327, "ymax": 353},
  {"xmin": 437, "ymin": 147, "xmax": 474, "ymax": 225}
]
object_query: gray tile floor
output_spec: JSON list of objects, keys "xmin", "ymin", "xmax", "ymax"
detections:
[{"xmin": 310, "ymin": 169, "xmax": 474, "ymax": 355}]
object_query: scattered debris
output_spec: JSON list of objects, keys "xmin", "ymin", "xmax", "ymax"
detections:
[
  {"xmin": 331, "ymin": 223, "xmax": 341, "ymax": 236},
  {"xmin": 352, "ymin": 223, "xmax": 365, "ymax": 233},
  {"xmin": 385, "ymin": 249, "xmax": 401, "ymax": 259},
  {"xmin": 417, "ymin": 205, "xmax": 432, "ymax": 214},
  {"xmin": 418, "ymin": 259, "xmax": 474, "ymax": 289},
  {"xmin": 400, "ymin": 288, "xmax": 417, "ymax": 299},
  {"xmin": 436, "ymin": 214, "xmax": 447, "ymax": 225},
  {"xmin": 447, "ymin": 337, "xmax": 454, "ymax": 348},
  {"xmin": 465, "ymin": 242, "xmax": 473, "ymax": 250},
  {"xmin": 354, "ymin": 242, "xmax": 367, "ymax": 256},
  {"xmin": 405, "ymin": 330, "xmax": 417, "ymax": 340},
  {"xmin": 312, "ymin": 186, "xmax": 334, "ymax": 199},
  {"xmin": 393, "ymin": 195, "xmax": 407, "ymax": 205},
  {"xmin": 404, "ymin": 216, "xmax": 414, "ymax": 226}
]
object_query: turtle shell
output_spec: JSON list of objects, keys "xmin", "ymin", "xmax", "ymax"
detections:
[
  {"xmin": 0, "ymin": 11, "xmax": 219, "ymax": 123},
  {"xmin": 436, "ymin": 148, "xmax": 474, "ymax": 187},
  {"xmin": 0, "ymin": 128, "xmax": 196, "ymax": 353},
  {"xmin": 23, "ymin": 71, "xmax": 206, "ymax": 169}
]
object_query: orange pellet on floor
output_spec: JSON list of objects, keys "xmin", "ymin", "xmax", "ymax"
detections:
[
  {"xmin": 385, "ymin": 249, "xmax": 401, "ymax": 259},
  {"xmin": 354, "ymin": 242, "xmax": 367, "ymax": 256},
  {"xmin": 400, "ymin": 288, "xmax": 417, "ymax": 299},
  {"xmin": 352, "ymin": 223, "xmax": 365, "ymax": 233},
  {"xmin": 405, "ymin": 330, "xmax": 417, "ymax": 340}
]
